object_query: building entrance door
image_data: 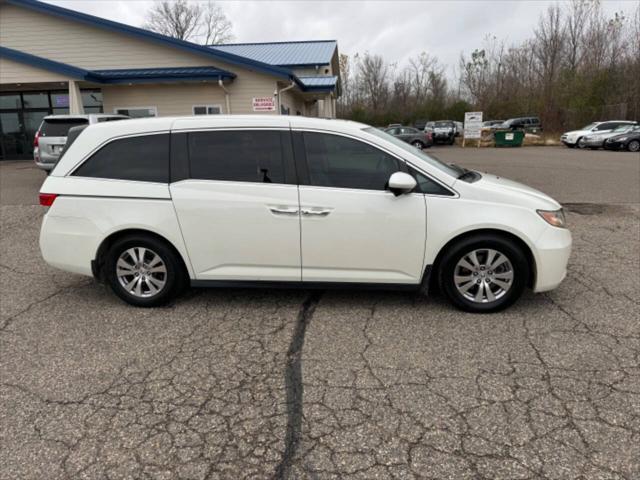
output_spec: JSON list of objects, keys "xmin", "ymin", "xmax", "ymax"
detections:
[{"xmin": 0, "ymin": 109, "xmax": 48, "ymax": 160}]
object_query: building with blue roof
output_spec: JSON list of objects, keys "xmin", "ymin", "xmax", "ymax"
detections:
[{"xmin": 0, "ymin": 0, "xmax": 341, "ymax": 159}]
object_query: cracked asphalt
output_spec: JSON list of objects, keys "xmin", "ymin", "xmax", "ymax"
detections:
[{"xmin": 1, "ymin": 146, "xmax": 639, "ymax": 479}]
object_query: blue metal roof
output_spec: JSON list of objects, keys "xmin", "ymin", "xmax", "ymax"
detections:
[
  {"xmin": 296, "ymin": 76, "xmax": 339, "ymax": 92},
  {"xmin": 210, "ymin": 41, "xmax": 337, "ymax": 67},
  {"xmin": 298, "ymin": 76, "xmax": 338, "ymax": 87},
  {"xmin": 94, "ymin": 66, "xmax": 236, "ymax": 84}
]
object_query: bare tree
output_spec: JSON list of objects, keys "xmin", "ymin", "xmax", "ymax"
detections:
[
  {"xmin": 201, "ymin": 1, "xmax": 234, "ymax": 45},
  {"xmin": 337, "ymin": 53, "xmax": 352, "ymax": 115},
  {"xmin": 564, "ymin": 0, "xmax": 593, "ymax": 71},
  {"xmin": 144, "ymin": 0, "xmax": 233, "ymax": 44},
  {"xmin": 145, "ymin": 0, "xmax": 200, "ymax": 41},
  {"xmin": 358, "ymin": 53, "xmax": 389, "ymax": 112}
]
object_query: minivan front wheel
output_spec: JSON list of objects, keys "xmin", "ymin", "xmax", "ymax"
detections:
[
  {"xmin": 439, "ymin": 234, "xmax": 529, "ymax": 313},
  {"xmin": 105, "ymin": 234, "xmax": 184, "ymax": 307}
]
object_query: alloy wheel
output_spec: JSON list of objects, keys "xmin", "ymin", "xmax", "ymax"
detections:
[
  {"xmin": 628, "ymin": 140, "xmax": 640, "ymax": 152},
  {"xmin": 116, "ymin": 247, "xmax": 167, "ymax": 298},
  {"xmin": 453, "ymin": 248, "xmax": 514, "ymax": 303}
]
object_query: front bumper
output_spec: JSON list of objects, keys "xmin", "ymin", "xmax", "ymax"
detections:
[
  {"xmin": 532, "ymin": 225, "xmax": 572, "ymax": 292},
  {"xmin": 603, "ymin": 140, "xmax": 626, "ymax": 150},
  {"xmin": 560, "ymin": 136, "xmax": 577, "ymax": 147}
]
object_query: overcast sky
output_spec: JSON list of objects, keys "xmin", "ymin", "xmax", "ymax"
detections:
[{"xmin": 47, "ymin": 0, "xmax": 637, "ymax": 78}]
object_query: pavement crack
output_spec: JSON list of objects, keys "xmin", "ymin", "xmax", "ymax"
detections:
[{"xmin": 273, "ymin": 291, "xmax": 323, "ymax": 480}]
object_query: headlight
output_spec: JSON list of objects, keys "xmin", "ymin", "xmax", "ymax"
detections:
[
  {"xmin": 615, "ymin": 136, "xmax": 628, "ymax": 142},
  {"xmin": 537, "ymin": 209, "xmax": 567, "ymax": 228}
]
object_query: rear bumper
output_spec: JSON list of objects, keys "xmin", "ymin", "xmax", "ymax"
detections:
[
  {"xmin": 532, "ymin": 226, "xmax": 572, "ymax": 293},
  {"xmin": 39, "ymin": 210, "xmax": 98, "ymax": 277},
  {"xmin": 34, "ymin": 160, "xmax": 55, "ymax": 171},
  {"xmin": 581, "ymin": 138, "xmax": 603, "ymax": 148}
]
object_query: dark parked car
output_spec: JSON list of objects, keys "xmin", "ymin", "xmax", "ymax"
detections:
[
  {"xmin": 501, "ymin": 117, "xmax": 542, "ymax": 133},
  {"xmin": 385, "ymin": 126, "xmax": 433, "ymax": 149},
  {"xmin": 428, "ymin": 120, "xmax": 456, "ymax": 145},
  {"xmin": 603, "ymin": 125, "xmax": 640, "ymax": 152},
  {"xmin": 483, "ymin": 120, "xmax": 504, "ymax": 130}
]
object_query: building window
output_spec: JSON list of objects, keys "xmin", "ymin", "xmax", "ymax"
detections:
[
  {"xmin": 22, "ymin": 92, "xmax": 50, "ymax": 109},
  {"xmin": 193, "ymin": 105, "xmax": 222, "ymax": 115},
  {"xmin": 0, "ymin": 94, "xmax": 21, "ymax": 109},
  {"xmin": 114, "ymin": 107, "xmax": 157, "ymax": 118}
]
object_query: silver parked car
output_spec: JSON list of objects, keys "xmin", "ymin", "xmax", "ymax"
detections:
[
  {"xmin": 34, "ymin": 114, "xmax": 128, "ymax": 171},
  {"xmin": 580, "ymin": 123, "xmax": 639, "ymax": 149}
]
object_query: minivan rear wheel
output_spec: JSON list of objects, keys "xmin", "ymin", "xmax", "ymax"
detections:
[
  {"xmin": 105, "ymin": 234, "xmax": 184, "ymax": 307},
  {"xmin": 439, "ymin": 234, "xmax": 529, "ymax": 313}
]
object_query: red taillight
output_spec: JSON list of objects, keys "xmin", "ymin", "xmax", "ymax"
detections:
[
  {"xmin": 39, "ymin": 193, "xmax": 58, "ymax": 207},
  {"xmin": 34, "ymin": 131, "xmax": 40, "ymax": 147}
]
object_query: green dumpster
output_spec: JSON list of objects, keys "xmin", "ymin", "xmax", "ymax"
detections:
[{"xmin": 494, "ymin": 130, "xmax": 525, "ymax": 147}]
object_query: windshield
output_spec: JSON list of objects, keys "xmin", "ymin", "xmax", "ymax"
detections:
[
  {"xmin": 434, "ymin": 121, "xmax": 452, "ymax": 128},
  {"xmin": 364, "ymin": 127, "xmax": 461, "ymax": 178},
  {"xmin": 612, "ymin": 125, "xmax": 633, "ymax": 133},
  {"xmin": 581, "ymin": 123, "xmax": 598, "ymax": 131}
]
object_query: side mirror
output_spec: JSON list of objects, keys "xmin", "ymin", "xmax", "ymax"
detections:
[{"xmin": 387, "ymin": 172, "xmax": 417, "ymax": 196}]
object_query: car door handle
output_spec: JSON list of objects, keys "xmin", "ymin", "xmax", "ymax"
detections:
[
  {"xmin": 301, "ymin": 207, "xmax": 332, "ymax": 217},
  {"xmin": 268, "ymin": 205, "xmax": 299, "ymax": 215}
]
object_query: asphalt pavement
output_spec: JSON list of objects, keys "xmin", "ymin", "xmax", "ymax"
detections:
[{"xmin": 1, "ymin": 146, "xmax": 639, "ymax": 479}]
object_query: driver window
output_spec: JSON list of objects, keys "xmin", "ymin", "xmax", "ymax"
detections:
[{"xmin": 303, "ymin": 132, "xmax": 401, "ymax": 191}]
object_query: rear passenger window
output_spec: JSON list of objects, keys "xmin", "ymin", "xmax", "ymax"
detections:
[
  {"xmin": 188, "ymin": 130, "xmax": 285, "ymax": 183},
  {"xmin": 303, "ymin": 132, "xmax": 400, "ymax": 191},
  {"xmin": 73, "ymin": 134, "xmax": 169, "ymax": 183}
]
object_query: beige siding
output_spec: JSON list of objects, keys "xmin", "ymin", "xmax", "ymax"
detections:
[
  {"xmin": 280, "ymin": 89, "xmax": 305, "ymax": 116},
  {"xmin": 1, "ymin": 3, "xmax": 220, "ymax": 70},
  {"xmin": 102, "ymin": 80, "xmax": 283, "ymax": 116},
  {"xmin": 0, "ymin": 3, "xmax": 280, "ymax": 114},
  {"xmin": 103, "ymin": 83, "xmax": 225, "ymax": 116},
  {"xmin": 0, "ymin": 57, "xmax": 72, "ymax": 83}
]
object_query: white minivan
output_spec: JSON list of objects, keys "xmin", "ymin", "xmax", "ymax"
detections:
[{"xmin": 39, "ymin": 116, "xmax": 571, "ymax": 313}]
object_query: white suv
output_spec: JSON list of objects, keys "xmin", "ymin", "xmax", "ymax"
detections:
[{"xmin": 39, "ymin": 116, "xmax": 571, "ymax": 313}]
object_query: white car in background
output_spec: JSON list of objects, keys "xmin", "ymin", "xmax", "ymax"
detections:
[
  {"xmin": 560, "ymin": 120, "xmax": 637, "ymax": 148},
  {"xmin": 38, "ymin": 115, "xmax": 571, "ymax": 313}
]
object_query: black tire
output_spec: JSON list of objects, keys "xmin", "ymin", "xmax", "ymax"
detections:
[
  {"xmin": 438, "ymin": 234, "xmax": 529, "ymax": 313},
  {"xmin": 628, "ymin": 140, "xmax": 640, "ymax": 152},
  {"xmin": 565, "ymin": 143, "xmax": 575, "ymax": 149},
  {"xmin": 411, "ymin": 140, "xmax": 424, "ymax": 149},
  {"xmin": 104, "ymin": 234, "xmax": 186, "ymax": 307}
]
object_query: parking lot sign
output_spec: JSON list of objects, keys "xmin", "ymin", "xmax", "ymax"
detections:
[{"xmin": 463, "ymin": 112, "xmax": 483, "ymax": 147}]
